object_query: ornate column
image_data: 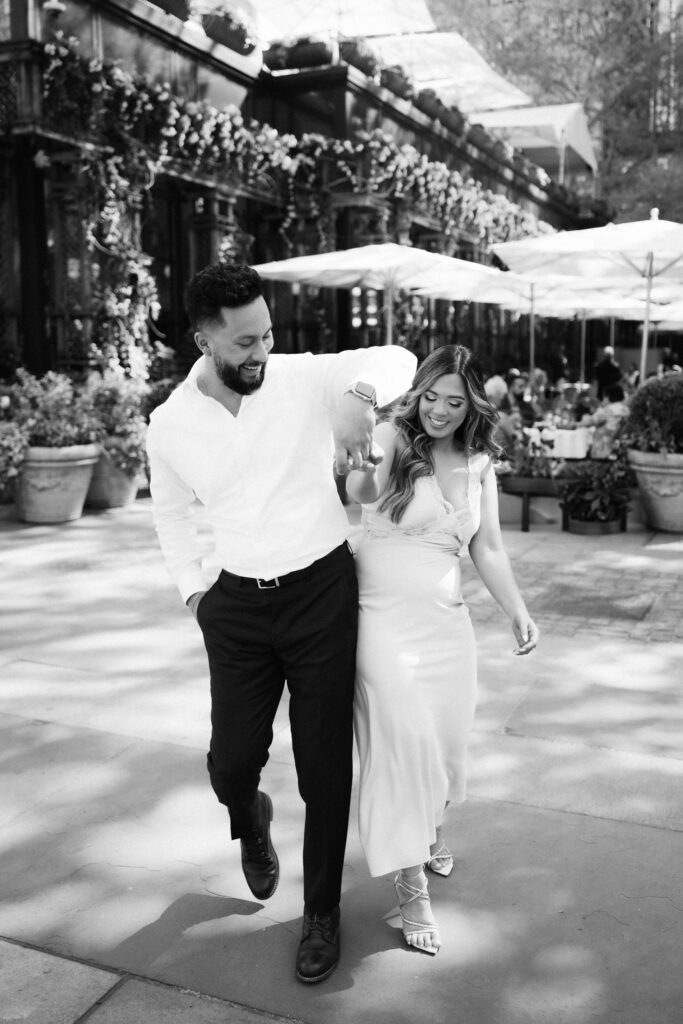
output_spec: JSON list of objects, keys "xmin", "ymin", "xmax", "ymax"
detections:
[
  {"xmin": 190, "ymin": 192, "xmax": 254, "ymax": 271},
  {"xmin": 47, "ymin": 154, "xmax": 96, "ymax": 371}
]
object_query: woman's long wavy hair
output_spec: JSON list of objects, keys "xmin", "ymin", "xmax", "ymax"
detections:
[{"xmin": 378, "ymin": 344, "xmax": 502, "ymax": 523}]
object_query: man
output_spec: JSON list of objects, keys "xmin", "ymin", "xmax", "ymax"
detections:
[
  {"xmin": 593, "ymin": 345, "xmax": 622, "ymax": 400},
  {"xmin": 146, "ymin": 263, "xmax": 415, "ymax": 984},
  {"xmin": 502, "ymin": 368, "xmax": 538, "ymax": 427}
]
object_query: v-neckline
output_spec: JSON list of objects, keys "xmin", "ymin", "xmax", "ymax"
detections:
[{"xmin": 430, "ymin": 456, "xmax": 471, "ymax": 514}]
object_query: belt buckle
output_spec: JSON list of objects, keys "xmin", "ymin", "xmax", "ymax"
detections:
[{"xmin": 257, "ymin": 577, "xmax": 279, "ymax": 589}]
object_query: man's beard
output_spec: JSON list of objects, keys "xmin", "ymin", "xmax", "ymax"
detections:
[{"xmin": 215, "ymin": 355, "xmax": 267, "ymax": 395}]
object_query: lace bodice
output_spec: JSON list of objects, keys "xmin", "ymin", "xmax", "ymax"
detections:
[{"xmin": 361, "ymin": 451, "xmax": 488, "ymax": 551}]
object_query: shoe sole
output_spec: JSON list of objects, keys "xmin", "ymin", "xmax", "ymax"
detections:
[
  {"xmin": 295, "ymin": 959, "xmax": 339, "ymax": 984},
  {"xmin": 426, "ymin": 862, "xmax": 453, "ymax": 878}
]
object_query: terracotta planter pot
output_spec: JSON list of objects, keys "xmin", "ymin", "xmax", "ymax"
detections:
[
  {"xmin": 627, "ymin": 450, "xmax": 683, "ymax": 533},
  {"xmin": 16, "ymin": 444, "xmax": 99, "ymax": 524},
  {"xmin": 85, "ymin": 452, "xmax": 140, "ymax": 509}
]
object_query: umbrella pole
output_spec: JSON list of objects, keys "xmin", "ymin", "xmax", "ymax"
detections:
[
  {"xmin": 639, "ymin": 255, "xmax": 653, "ymax": 385},
  {"xmin": 529, "ymin": 284, "xmax": 535, "ymax": 379},
  {"xmin": 385, "ymin": 284, "xmax": 393, "ymax": 345},
  {"xmin": 580, "ymin": 313, "xmax": 586, "ymax": 384}
]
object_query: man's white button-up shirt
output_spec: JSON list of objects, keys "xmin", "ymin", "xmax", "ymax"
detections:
[{"xmin": 146, "ymin": 345, "xmax": 416, "ymax": 602}]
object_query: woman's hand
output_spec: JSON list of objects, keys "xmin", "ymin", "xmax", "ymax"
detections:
[
  {"xmin": 332, "ymin": 393, "xmax": 376, "ymax": 474},
  {"xmin": 512, "ymin": 615, "xmax": 538, "ymax": 655}
]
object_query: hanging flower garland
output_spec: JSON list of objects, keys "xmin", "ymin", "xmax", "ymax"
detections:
[
  {"xmin": 40, "ymin": 35, "xmax": 558, "ymax": 375},
  {"xmin": 43, "ymin": 36, "xmax": 555, "ymax": 247},
  {"xmin": 84, "ymin": 156, "xmax": 161, "ymax": 380},
  {"xmin": 288, "ymin": 129, "xmax": 556, "ymax": 246}
]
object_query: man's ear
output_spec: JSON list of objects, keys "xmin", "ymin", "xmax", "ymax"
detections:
[{"xmin": 194, "ymin": 331, "xmax": 209, "ymax": 355}]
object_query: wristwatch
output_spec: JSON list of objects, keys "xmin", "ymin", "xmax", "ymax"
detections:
[{"xmin": 345, "ymin": 381, "xmax": 377, "ymax": 407}]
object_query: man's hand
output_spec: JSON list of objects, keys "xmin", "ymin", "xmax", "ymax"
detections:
[
  {"xmin": 332, "ymin": 392, "xmax": 377, "ymax": 475},
  {"xmin": 186, "ymin": 590, "xmax": 207, "ymax": 622}
]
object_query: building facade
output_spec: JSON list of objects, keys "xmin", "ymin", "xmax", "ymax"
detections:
[{"xmin": 0, "ymin": 0, "xmax": 608, "ymax": 380}]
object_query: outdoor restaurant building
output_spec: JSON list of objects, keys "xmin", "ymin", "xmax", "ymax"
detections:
[{"xmin": 0, "ymin": 0, "xmax": 609, "ymax": 382}]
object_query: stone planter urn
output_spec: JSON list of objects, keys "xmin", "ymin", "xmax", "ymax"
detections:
[
  {"xmin": 626, "ymin": 450, "xmax": 683, "ymax": 532},
  {"xmin": 85, "ymin": 452, "xmax": 140, "ymax": 509},
  {"xmin": 16, "ymin": 444, "xmax": 100, "ymax": 524}
]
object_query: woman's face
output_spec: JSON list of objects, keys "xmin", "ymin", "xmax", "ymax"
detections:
[{"xmin": 418, "ymin": 372, "xmax": 471, "ymax": 441}]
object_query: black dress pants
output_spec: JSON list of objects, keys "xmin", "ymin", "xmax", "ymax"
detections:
[{"xmin": 197, "ymin": 542, "xmax": 358, "ymax": 914}]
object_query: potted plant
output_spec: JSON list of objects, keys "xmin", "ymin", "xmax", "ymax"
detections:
[
  {"xmin": 192, "ymin": 1, "xmax": 257, "ymax": 55},
  {"xmin": 0, "ymin": 409, "xmax": 28, "ymax": 510},
  {"xmin": 263, "ymin": 42, "xmax": 288, "ymax": 70},
  {"xmin": 442, "ymin": 105, "xmax": 466, "ymax": 136},
  {"xmin": 8, "ymin": 369, "xmax": 102, "ymax": 523},
  {"xmin": 623, "ymin": 372, "xmax": 683, "ymax": 532},
  {"xmin": 379, "ymin": 64, "xmax": 415, "ymax": 101},
  {"xmin": 413, "ymin": 88, "xmax": 442, "ymax": 119},
  {"xmin": 559, "ymin": 447, "xmax": 633, "ymax": 534},
  {"xmin": 467, "ymin": 122, "xmax": 494, "ymax": 151},
  {"xmin": 497, "ymin": 430, "xmax": 567, "ymax": 531},
  {"xmin": 340, "ymin": 39, "xmax": 380, "ymax": 79},
  {"xmin": 85, "ymin": 372, "xmax": 150, "ymax": 509},
  {"xmin": 285, "ymin": 37, "xmax": 334, "ymax": 69}
]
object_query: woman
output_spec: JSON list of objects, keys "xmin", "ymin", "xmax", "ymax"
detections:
[{"xmin": 346, "ymin": 345, "xmax": 538, "ymax": 957}]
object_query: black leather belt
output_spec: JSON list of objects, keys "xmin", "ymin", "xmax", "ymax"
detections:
[{"xmin": 221, "ymin": 542, "xmax": 351, "ymax": 590}]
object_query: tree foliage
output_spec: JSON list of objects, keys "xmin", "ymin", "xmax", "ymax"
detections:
[{"xmin": 428, "ymin": 0, "xmax": 683, "ymax": 219}]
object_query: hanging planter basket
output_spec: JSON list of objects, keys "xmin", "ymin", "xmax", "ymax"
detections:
[
  {"xmin": 414, "ymin": 89, "xmax": 441, "ymax": 119},
  {"xmin": 380, "ymin": 66, "xmax": 414, "ymax": 100},
  {"xmin": 16, "ymin": 445, "xmax": 100, "ymax": 524},
  {"xmin": 285, "ymin": 39, "xmax": 334, "ymax": 68},
  {"xmin": 154, "ymin": 0, "xmax": 190, "ymax": 19},
  {"xmin": 201, "ymin": 13, "xmax": 256, "ymax": 55},
  {"xmin": 340, "ymin": 40, "xmax": 379, "ymax": 78}
]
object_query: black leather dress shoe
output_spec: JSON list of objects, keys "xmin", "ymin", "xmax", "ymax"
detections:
[
  {"xmin": 295, "ymin": 905, "xmax": 340, "ymax": 983},
  {"xmin": 240, "ymin": 791, "xmax": 279, "ymax": 900}
]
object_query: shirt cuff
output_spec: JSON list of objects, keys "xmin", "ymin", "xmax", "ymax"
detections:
[
  {"xmin": 178, "ymin": 566, "xmax": 211, "ymax": 605},
  {"xmin": 347, "ymin": 348, "xmax": 417, "ymax": 408}
]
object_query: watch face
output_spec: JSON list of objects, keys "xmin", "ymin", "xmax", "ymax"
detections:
[{"xmin": 355, "ymin": 382, "xmax": 376, "ymax": 402}]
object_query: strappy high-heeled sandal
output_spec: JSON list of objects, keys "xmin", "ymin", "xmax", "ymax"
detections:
[
  {"xmin": 426, "ymin": 841, "xmax": 454, "ymax": 878},
  {"xmin": 394, "ymin": 871, "xmax": 441, "ymax": 956}
]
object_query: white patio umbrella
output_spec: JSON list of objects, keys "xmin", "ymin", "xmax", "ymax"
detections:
[
  {"xmin": 492, "ymin": 210, "xmax": 683, "ymax": 384},
  {"xmin": 412, "ymin": 270, "xmax": 632, "ymax": 377},
  {"xmin": 499, "ymin": 291, "xmax": 657, "ymax": 383},
  {"xmin": 412, "ymin": 268, "xmax": 678, "ymax": 379},
  {"xmin": 253, "ymin": 243, "xmax": 517, "ymax": 343}
]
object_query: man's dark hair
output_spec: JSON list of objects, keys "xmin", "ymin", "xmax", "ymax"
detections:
[{"xmin": 185, "ymin": 263, "xmax": 264, "ymax": 331}]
